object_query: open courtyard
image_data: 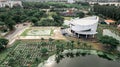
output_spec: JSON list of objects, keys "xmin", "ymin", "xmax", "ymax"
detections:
[{"xmin": 21, "ymin": 27, "xmax": 54, "ymax": 36}]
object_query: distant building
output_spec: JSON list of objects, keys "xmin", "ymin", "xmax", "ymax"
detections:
[
  {"xmin": 83, "ymin": 0, "xmax": 119, "ymax": 2},
  {"xmin": 75, "ymin": 0, "xmax": 120, "ymax": 6},
  {"xmin": 89, "ymin": 2, "xmax": 120, "ymax": 6},
  {"xmin": 7, "ymin": 0, "xmax": 120, "ymax": 3},
  {"xmin": 0, "ymin": 0, "xmax": 23, "ymax": 8},
  {"xmin": 67, "ymin": 0, "xmax": 75, "ymax": 3},
  {"xmin": 21, "ymin": 0, "xmax": 68, "ymax": 2},
  {"xmin": 104, "ymin": 19, "xmax": 116, "ymax": 25}
]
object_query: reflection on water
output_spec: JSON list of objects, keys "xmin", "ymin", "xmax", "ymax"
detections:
[
  {"xmin": 38, "ymin": 55, "xmax": 120, "ymax": 67},
  {"xmin": 103, "ymin": 29, "xmax": 120, "ymax": 41}
]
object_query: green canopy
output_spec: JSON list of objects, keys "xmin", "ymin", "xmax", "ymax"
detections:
[{"xmin": 0, "ymin": 21, "xmax": 5, "ymax": 25}]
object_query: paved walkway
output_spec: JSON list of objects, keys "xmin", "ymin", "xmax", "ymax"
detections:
[{"xmin": 5, "ymin": 23, "xmax": 30, "ymax": 46}]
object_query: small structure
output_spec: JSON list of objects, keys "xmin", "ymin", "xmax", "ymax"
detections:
[
  {"xmin": 104, "ymin": 19, "xmax": 116, "ymax": 25},
  {"xmin": 64, "ymin": 16, "xmax": 99, "ymax": 38}
]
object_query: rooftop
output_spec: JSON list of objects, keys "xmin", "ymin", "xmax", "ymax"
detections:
[
  {"xmin": 70, "ymin": 16, "xmax": 99, "ymax": 26},
  {"xmin": 104, "ymin": 19, "xmax": 116, "ymax": 23}
]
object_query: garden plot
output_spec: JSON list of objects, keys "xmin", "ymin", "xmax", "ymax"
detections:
[
  {"xmin": 1, "ymin": 41, "xmax": 56, "ymax": 67},
  {"xmin": 8, "ymin": 44, "xmax": 41, "ymax": 66}
]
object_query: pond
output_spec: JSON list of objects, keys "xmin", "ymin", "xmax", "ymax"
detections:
[{"xmin": 38, "ymin": 55, "xmax": 120, "ymax": 67}]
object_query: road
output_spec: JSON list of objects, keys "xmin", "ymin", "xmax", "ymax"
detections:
[{"xmin": 5, "ymin": 23, "xmax": 30, "ymax": 46}]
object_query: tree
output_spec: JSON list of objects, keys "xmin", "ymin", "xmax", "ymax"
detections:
[
  {"xmin": 41, "ymin": 38, "xmax": 44, "ymax": 41},
  {"xmin": 48, "ymin": 38, "xmax": 54, "ymax": 51},
  {"xmin": 48, "ymin": 38, "xmax": 54, "ymax": 42},
  {"xmin": 40, "ymin": 48, "xmax": 48, "ymax": 56},
  {"xmin": 37, "ymin": 18, "xmax": 54, "ymax": 26},
  {"xmin": 93, "ymin": 5, "xmax": 120, "ymax": 21},
  {"xmin": 99, "ymin": 35, "xmax": 119, "ymax": 51},
  {"xmin": 12, "ymin": 15, "xmax": 22, "ymax": 23},
  {"xmin": 82, "ymin": 42, "xmax": 87, "ymax": 49},
  {"xmin": 0, "ymin": 14, "xmax": 7, "ymax": 22},
  {"xmin": 0, "ymin": 38, "xmax": 9, "ymax": 51},
  {"xmin": 30, "ymin": 17, "xmax": 39, "ymax": 26},
  {"xmin": 5, "ymin": 18, "xmax": 15, "ymax": 31},
  {"xmin": 0, "ymin": 21, "xmax": 5, "ymax": 25},
  {"xmin": 77, "ymin": 41, "xmax": 81, "ymax": 48},
  {"xmin": 76, "ymin": 12, "xmax": 85, "ymax": 18},
  {"xmin": 117, "ymin": 20, "xmax": 120, "ymax": 25},
  {"xmin": 8, "ymin": 57, "xmax": 15, "ymax": 66},
  {"xmin": 52, "ymin": 14, "xmax": 64, "ymax": 26},
  {"xmin": 66, "ymin": 41, "xmax": 74, "ymax": 50},
  {"xmin": 56, "ymin": 44, "xmax": 64, "ymax": 54}
]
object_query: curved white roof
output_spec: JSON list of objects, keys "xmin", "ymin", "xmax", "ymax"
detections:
[{"xmin": 70, "ymin": 16, "xmax": 99, "ymax": 26}]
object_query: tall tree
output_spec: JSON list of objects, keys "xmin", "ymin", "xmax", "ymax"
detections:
[
  {"xmin": 5, "ymin": 18, "xmax": 15, "ymax": 31},
  {"xmin": 0, "ymin": 38, "xmax": 9, "ymax": 51}
]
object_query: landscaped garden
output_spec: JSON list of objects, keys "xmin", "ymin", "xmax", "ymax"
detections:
[{"xmin": 21, "ymin": 27, "xmax": 54, "ymax": 36}]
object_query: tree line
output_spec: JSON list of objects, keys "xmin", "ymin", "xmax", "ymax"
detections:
[
  {"xmin": 93, "ymin": 5, "xmax": 120, "ymax": 21},
  {"xmin": 23, "ymin": 2, "xmax": 88, "ymax": 9}
]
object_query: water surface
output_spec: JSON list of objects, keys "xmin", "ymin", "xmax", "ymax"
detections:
[{"xmin": 39, "ymin": 55, "xmax": 120, "ymax": 67}]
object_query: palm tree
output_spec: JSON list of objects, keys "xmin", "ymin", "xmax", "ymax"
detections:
[
  {"xmin": 48, "ymin": 38, "xmax": 54, "ymax": 42},
  {"xmin": 48, "ymin": 38, "xmax": 54, "ymax": 51},
  {"xmin": 56, "ymin": 44, "xmax": 60, "ymax": 54},
  {"xmin": 70, "ymin": 41, "xmax": 74, "ymax": 50},
  {"xmin": 0, "ymin": 38, "xmax": 9, "ymax": 51},
  {"xmin": 82, "ymin": 42, "xmax": 87, "ymax": 49},
  {"xmin": 77, "ymin": 41, "xmax": 81, "ymax": 48},
  {"xmin": 66, "ymin": 41, "xmax": 74, "ymax": 50},
  {"xmin": 41, "ymin": 38, "xmax": 44, "ymax": 41},
  {"xmin": 40, "ymin": 47, "xmax": 48, "ymax": 56}
]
